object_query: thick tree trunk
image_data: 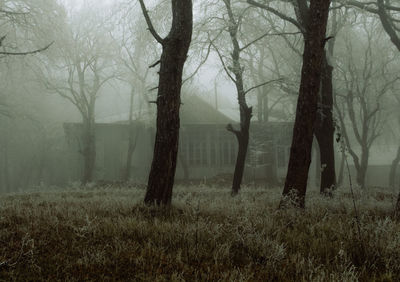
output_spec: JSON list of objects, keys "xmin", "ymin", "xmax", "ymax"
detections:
[
  {"xmin": 81, "ymin": 117, "xmax": 96, "ymax": 185},
  {"xmin": 281, "ymin": 0, "xmax": 331, "ymax": 208},
  {"xmin": 389, "ymin": 145, "xmax": 400, "ymax": 188},
  {"xmin": 144, "ymin": 0, "xmax": 192, "ymax": 206},
  {"xmin": 230, "ymin": 107, "xmax": 251, "ymax": 195},
  {"xmin": 315, "ymin": 54, "xmax": 336, "ymax": 195}
]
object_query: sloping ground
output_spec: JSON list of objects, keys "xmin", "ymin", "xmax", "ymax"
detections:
[{"xmin": 0, "ymin": 185, "xmax": 399, "ymax": 281}]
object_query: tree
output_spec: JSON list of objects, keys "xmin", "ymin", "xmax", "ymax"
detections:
[
  {"xmin": 341, "ymin": 0, "xmax": 400, "ymax": 216},
  {"xmin": 334, "ymin": 16, "xmax": 398, "ymax": 189},
  {"xmin": 112, "ymin": 8, "xmax": 159, "ymax": 182},
  {"xmin": 37, "ymin": 7, "xmax": 118, "ymax": 185},
  {"xmin": 201, "ymin": 0, "xmax": 283, "ymax": 195},
  {"xmin": 248, "ymin": 0, "xmax": 337, "ymax": 195},
  {"xmin": 0, "ymin": 0, "xmax": 63, "ymax": 192},
  {"xmin": 280, "ymin": 0, "xmax": 331, "ymax": 208},
  {"xmin": 139, "ymin": 0, "xmax": 193, "ymax": 206}
]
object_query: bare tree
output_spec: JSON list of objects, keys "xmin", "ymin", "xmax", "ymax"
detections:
[
  {"xmin": 37, "ymin": 9, "xmax": 117, "ymax": 185},
  {"xmin": 341, "ymin": 0, "xmax": 400, "ymax": 216},
  {"xmin": 334, "ymin": 19, "xmax": 398, "ymax": 189},
  {"xmin": 139, "ymin": 0, "xmax": 193, "ymax": 206},
  {"xmin": 113, "ymin": 9, "xmax": 158, "ymax": 182},
  {"xmin": 203, "ymin": 0, "xmax": 283, "ymax": 195}
]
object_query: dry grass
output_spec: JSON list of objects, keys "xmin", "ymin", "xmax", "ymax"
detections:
[{"xmin": 0, "ymin": 184, "xmax": 399, "ymax": 281}]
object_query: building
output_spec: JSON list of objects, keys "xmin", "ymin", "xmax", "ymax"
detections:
[{"xmin": 63, "ymin": 95, "xmax": 293, "ymax": 184}]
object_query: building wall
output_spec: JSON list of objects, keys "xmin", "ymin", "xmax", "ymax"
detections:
[{"xmin": 64, "ymin": 122, "xmax": 294, "ymax": 184}]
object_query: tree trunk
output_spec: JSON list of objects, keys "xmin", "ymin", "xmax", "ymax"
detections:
[
  {"xmin": 230, "ymin": 108, "xmax": 251, "ymax": 195},
  {"xmin": 222, "ymin": 0, "xmax": 253, "ymax": 196},
  {"xmin": 281, "ymin": 0, "xmax": 331, "ymax": 208},
  {"xmin": 389, "ymin": 145, "xmax": 400, "ymax": 188},
  {"xmin": 357, "ymin": 164, "xmax": 367, "ymax": 190},
  {"xmin": 81, "ymin": 117, "xmax": 96, "ymax": 185},
  {"xmin": 315, "ymin": 54, "xmax": 336, "ymax": 195},
  {"xmin": 124, "ymin": 87, "xmax": 137, "ymax": 182},
  {"xmin": 124, "ymin": 124, "xmax": 137, "ymax": 182},
  {"xmin": 337, "ymin": 151, "xmax": 345, "ymax": 187},
  {"xmin": 356, "ymin": 148, "xmax": 368, "ymax": 189},
  {"xmin": 144, "ymin": 0, "xmax": 192, "ymax": 206}
]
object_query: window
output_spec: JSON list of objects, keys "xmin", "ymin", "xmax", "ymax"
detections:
[{"xmin": 185, "ymin": 130, "xmax": 208, "ymax": 166}]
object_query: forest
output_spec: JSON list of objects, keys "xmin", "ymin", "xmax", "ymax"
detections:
[{"xmin": 1, "ymin": 0, "xmax": 400, "ymax": 280}]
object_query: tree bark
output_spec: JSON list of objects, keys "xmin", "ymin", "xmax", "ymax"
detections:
[
  {"xmin": 81, "ymin": 116, "xmax": 96, "ymax": 185},
  {"xmin": 314, "ymin": 54, "xmax": 336, "ymax": 194},
  {"xmin": 389, "ymin": 145, "xmax": 400, "ymax": 188},
  {"xmin": 229, "ymin": 108, "xmax": 251, "ymax": 195},
  {"xmin": 281, "ymin": 0, "xmax": 331, "ymax": 208},
  {"xmin": 143, "ymin": 0, "xmax": 193, "ymax": 206}
]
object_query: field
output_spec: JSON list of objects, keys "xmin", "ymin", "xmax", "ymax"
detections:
[{"xmin": 0, "ymin": 184, "xmax": 399, "ymax": 281}]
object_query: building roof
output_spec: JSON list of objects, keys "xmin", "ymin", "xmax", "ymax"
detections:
[
  {"xmin": 97, "ymin": 95, "xmax": 233, "ymax": 125},
  {"xmin": 181, "ymin": 95, "xmax": 233, "ymax": 124}
]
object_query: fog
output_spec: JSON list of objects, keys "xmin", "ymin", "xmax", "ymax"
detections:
[
  {"xmin": 0, "ymin": 0, "xmax": 399, "ymax": 193},
  {"xmin": 3, "ymin": 0, "xmax": 400, "ymax": 279}
]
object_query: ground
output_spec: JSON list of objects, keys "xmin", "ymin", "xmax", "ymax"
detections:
[{"xmin": 0, "ymin": 184, "xmax": 399, "ymax": 281}]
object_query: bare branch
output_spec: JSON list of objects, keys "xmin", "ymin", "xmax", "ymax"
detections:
[
  {"xmin": 210, "ymin": 36, "xmax": 237, "ymax": 83},
  {"xmin": 182, "ymin": 29, "xmax": 224, "ymax": 84},
  {"xmin": 226, "ymin": 123, "xmax": 240, "ymax": 138},
  {"xmin": 240, "ymin": 31, "xmax": 301, "ymax": 51},
  {"xmin": 0, "ymin": 41, "xmax": 53, "ymax": 56},
  {"xmin": 149, "ymin": 60, "xmax": 161, "ymax": 68},
  {"xmin": 138, "ymin": 0, "xmax": 164, "ymax": 44},
  {"xmin": 243, "ymin": 78, "xmax": 284, "ymax": 95},
  {"xmin": 247, "ymin": 0, "xmax": 305, "ymax": 33}
]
